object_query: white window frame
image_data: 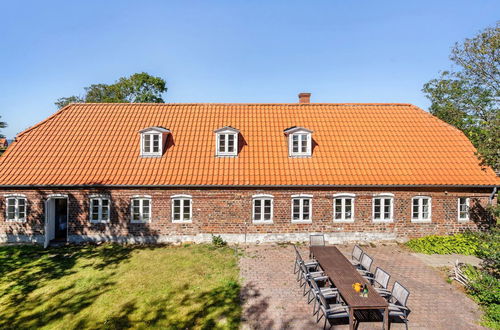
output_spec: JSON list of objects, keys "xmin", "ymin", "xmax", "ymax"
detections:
[
  {"xmin": 139, "ymin": 127, "xmax": 170, "ymax": 157},
  {"xmin": 284, "ymin": 127, "xmax": 313, "ymax": 157},
  {"xmin": 458, "ymin": 197, "xmax": 470, "ymax": 222},
  {"xmin": 252, "ymin": 194, "xmax": 274, "ymax": 224},
  {"xmin": 89, "ymin": 195, "xmax": 111, "ymax": 223},
  {"xmin": 411, "ymin": 196, "xmax": 432, "ymax": 223},
  {"xmin": 372, "ymin": 193, "xmax": 394, "ymax": 223},
  {"xmin": 291, "ymin": 194, "xmax": 313, "ymax": 223},
  {"xmin": 130, "ymin": 195, "xmax": 152, "ymax": 223},
  {"xmin": 4, "ymin": 194, "xmax": 27, "ymax": 222},
  {"xmin": 214, "ymin": 127, "xmax": 239, "ymax": 157},
  {"xmin": 171, "ymin": 194, "xmax": 193, "ymax": 223},
  {"xmin": 333, "ymin": 193, "xmax": 355, "ymax": 223}
]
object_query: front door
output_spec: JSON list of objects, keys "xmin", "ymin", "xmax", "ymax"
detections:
[{"xmin": 44, "ymin": 197, "xmax": 68, "ymax": 248}]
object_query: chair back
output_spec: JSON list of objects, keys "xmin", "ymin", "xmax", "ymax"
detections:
[
  {"xmin": 317, "ymin": 288, "xmax": 329, "ymax": 308},
  {"xmin": 310, "ymin": 275, "xmax": 321, "ymax": 292},
  {"xmin": 374, "ymin": 267, "xmax": 390, "ymax": 289},
  {"xmin": 352, "ymin": 245, "xmax": 363, "ymax": 262},
  {"xmin": 294, "ymin": 244, "xmax": 305, "ymax": 262},
  {"xmin": 392, "ymin": 281, "xmax": 410, "ymax": 307},
  {"xmin": 310, "ymin": 234, "xmax": 325, "ymax": 246},
  {"xmin": 360, "ymin": 253, "xmax": 373, "ymax": 272}
]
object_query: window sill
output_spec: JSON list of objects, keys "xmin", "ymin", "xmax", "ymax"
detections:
[
  {"xmin": 333, "ymin": 219, "xmax": 355, "ymax": 223},
  {"xmin": 411, "ymin": 219, "xmax": 432, "ymax": 223},
  {"xmin": 215, "ymin": 154, "xmax": 238, "ymax": 158},
  {"xmin": 130, "ymin": 220, "xmax": 150, "ymax": 224},
  {"xmin": 291, "ymin": 220, "xmax": 312, "ymax": 224},
  {"xmin": 172, "ymin": 220, "xmax": 193, "ymax": 224},
  {"xmin": 140, "ymin": 154, "xmax": 162, "ymax": 158},
  {"xmin": 289, "ymin": 154, "xmax": 312, "ymax": 158},
  {"xmin": 372, "ymin": 219, "xmax": 393, "ymax": 223},
  {"xmin": 252, "ymin": 220, "xmax": 273, "ymax": 225},
  {"xmin": 5, "ymin": 219, "xmax": 26, "ymax": 223},
  {"xmin": 458, "ymin": 219, "xmax": 469, "ymax": 223},
  {"xmin": 90, "ymin": 220, "xmax": 110, "ymax": 224}
]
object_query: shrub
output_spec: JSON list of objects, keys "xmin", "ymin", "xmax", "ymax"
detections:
[
  {"xmin": 405, "ymin": 232, "xmax": 479, "ymax": 255},
  {"xmin": 212, "ymin": 235, "xmax": 227, "ymax": 247},
  {"xmin": 462, "ymin": 265, "xmax": 500, "ymax": 328}
]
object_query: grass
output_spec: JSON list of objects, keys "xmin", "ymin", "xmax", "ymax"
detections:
[{"xmin": 0, "ymin": 243, "xmax": 241, "ymax": 329}]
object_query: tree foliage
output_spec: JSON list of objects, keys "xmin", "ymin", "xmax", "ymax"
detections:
[
  {"xmin": 422, "ymin": 22, "xmax": 499, "ymax": 170},
  {"xmin": 55, "ymin": 72, "xmax": 167, "ymax": 109},
  {"xmin": 0, "ymin": 115, "xmax": 6, "ymax": 139}
]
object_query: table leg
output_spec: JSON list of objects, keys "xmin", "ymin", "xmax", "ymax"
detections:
[
  {"xmin": 383, "ymin": 307, "xmax": 389, "ymax": 330},
  {"xmin": 349, "ymin": 307, "xmax": 354, "ymax": 330}
]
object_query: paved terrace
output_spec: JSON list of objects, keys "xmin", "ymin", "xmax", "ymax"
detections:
[{"xmin": 239, "ymin": 244, "xmax": 485, "ymax": 330}]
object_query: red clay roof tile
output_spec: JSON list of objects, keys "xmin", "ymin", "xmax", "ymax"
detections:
[{"xmin": 0, "ymin": 103, "xmax": 498, "ymax": 187}]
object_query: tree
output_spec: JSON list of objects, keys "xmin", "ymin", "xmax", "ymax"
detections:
[
  {"xmin": 0, "ymin": 115, "xmax": 6, "ymax": 139},
  {"xmin": 422, "ymin": 22, "xmax": 499, "ymax": 171},
  {"xmin": 55, "ymin": 72, "xmax": 167, "ymax": 108}
]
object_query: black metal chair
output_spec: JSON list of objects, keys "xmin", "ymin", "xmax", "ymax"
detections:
[
  {"xmin": 350, "ymin": 245, "xmax": 363, "ymax": 267},
  {"xmin": 387, "ymin": 281, "xmax": 411, "ymax": 330}
]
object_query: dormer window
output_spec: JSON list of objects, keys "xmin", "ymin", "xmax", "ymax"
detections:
[
  {"xmin": 284, "ymin": 126, "xmax": 313, "ymax": 157},
  {"xmin": 139, "ymin": 127, "xmax": 170, "ymax": 157},
  {"xmin": 214, "ymin": 126, "xmax": 239, "ymax": 157}
]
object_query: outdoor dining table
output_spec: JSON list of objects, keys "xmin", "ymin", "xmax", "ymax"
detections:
[{"xmin": 310, "ymin": 246, "xmax": 389, "ymax": 330}]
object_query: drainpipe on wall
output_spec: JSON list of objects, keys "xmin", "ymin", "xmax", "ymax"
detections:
[{"xmin": 489, "ymin": 187, "xmax": 498, "ymax": 205}]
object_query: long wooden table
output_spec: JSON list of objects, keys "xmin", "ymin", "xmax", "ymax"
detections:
[{"xmin": 310, "ymin": 246, "xmax": 389, "ymax": 329}]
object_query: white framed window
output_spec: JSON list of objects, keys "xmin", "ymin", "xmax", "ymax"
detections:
[
  {"xmin": 214, "ymin": 127, "xmax": 239, "ymax": 157},
  {"xmin": 284, "ymin": 127, "xmax": 313, "ymax": 157},
  {"xmin": 252, "ymin": 194, "xmax": 273, "ymax": 223},
  {"xmin": 291, "ymin": 194, "xmax": 312, "ymax": 223},
  {"xmin": 333, "ymin": 193, "xmax": 355, "ymax": 222},
  {"xmin": 5, "ymin": 194, "xmax": 27, "ymax": 222},
  {"xmin": 411, "ymin": 196, "xmax": 431, "ymax": 222},
  {"xmin": 171, "ymin": 195, "xmax": 192, "ymax": 222},
  {"xmin": 89, "ymin": 195, "xmax": 110, "ymax": 223},
  {"xmin": 130, "ymin": 195, "xmax": 152, "ymax": 223},
  {"xmin": 458, "ymin": 197, "xmax": 470, "ymax": 222},
  {"xmin": 373, "ymin": 193, "xmax": 394, "ymax": 222},
  {"xmin": 139, "ymin": 127, "xmax": 170, "ymax": 157}
]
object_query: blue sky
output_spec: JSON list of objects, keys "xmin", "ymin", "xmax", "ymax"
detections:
[{"xmin": 0, "ymin": 0, "xmax": 498, "ymax": 138}]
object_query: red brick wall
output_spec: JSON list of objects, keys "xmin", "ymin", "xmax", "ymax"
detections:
[{"xmin": 0, "ymin": 187, "xmax": 494, "ymax": 243}]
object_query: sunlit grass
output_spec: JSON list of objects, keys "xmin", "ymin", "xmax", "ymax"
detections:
[{"xmin": 0, "ymin": 243, "xmax": 241, "ymax": 329}]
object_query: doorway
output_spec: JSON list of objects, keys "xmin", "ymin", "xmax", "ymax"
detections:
[{"xmin": 44, "ymin": 196, "xmax": 68, "ymax": 247}]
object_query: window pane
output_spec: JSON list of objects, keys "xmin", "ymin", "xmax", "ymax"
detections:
[
  {"xmin": 345, "ymin": 199, "xmax": 352, "ymax": 219},
  {"xmin": 292, "ymin": 135, "xmax": 299, "ymax": 152},
  {"xmin": 18, "ymin": 199, "xmax": 26, "ymax": 219},
  {"xmin": 132, "ymin": 206, "xmax": 140, "ymax": 221},
  {"xmin": 412, "ymin": 200, "xmax": 419, "ymax": 218},
  {"xmin": 302, "ymin": 199, "xmax": 310, "ymax": 220},
  {"xmin": 173, "ymin": 206, "xmax": 181, "ymax": 220},
  {"xmin": 300, "ymin": 135, "xmax": 307, "ymax": 153},
  {"xmin": 144, "ymin": 134, "xmax": 151, "ymax": 152},
  {"xmin": 152, "ymin": 135, "xmax": 160, "ymax": 153},
  {"xmin": 183, "ymin": 200, "xmax": 191, "ymax": 220},
  {"xmin": 264, "ymin": 200, "xmax": 272, "ymax": 220},
  {"xmin": 227, "ymin": 135, "xmax": 234, "ymax": 152},
  {"xmin": 374, "ymin": 199, "xmax": 381, "ymax": 219},
  {"xmin": 293, "ymin": 199, "xmax": 300, "ymax": 220},
  {"xmin": 219, "ymin": 135, "xmax": 226, "ymax": 152},
  {"xmin": 383, "ymin": 198, "xmax": 391, "ymax": 218},
  {"xmin": 7, "ymin": 199, "xmax": 15, "ymax": 220}
]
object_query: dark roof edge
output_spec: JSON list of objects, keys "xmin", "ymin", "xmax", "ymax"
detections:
[{"xmin": 0, "ymin": 184, "xmax": 497, "ymax": 189}]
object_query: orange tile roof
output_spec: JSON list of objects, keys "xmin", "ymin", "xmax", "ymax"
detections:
[
  {"xmin": 0, "ymin": 103, "xmax": 498, "ymax": 187},
  {"xmin": 0, "ymin": 138, "xmax": 7, "ymax": 147}
]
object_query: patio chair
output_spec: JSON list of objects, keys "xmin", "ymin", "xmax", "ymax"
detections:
[
  {"xmin": 310, "ymin": 234, "xmax": 325, "ymax": 247},
  {"xmin": 309, "ymin": 275, "xmax": 339, "ymax": 316},
  {"xmin": 356, "ymin": 253, "xmax": 373, "ymax": 277},
  {"xmin": 299, "ymin": 261, "xmax": 328, "ymax": 295},
  {"xmin": 316, "ymin": 289, "xmax": 350, "ymax": 329},
  {"xmin": 363, "ymin": 267, "xmax": 391, "ymax": 297},
  {"xmin": 350, "ymin": 245, "xmax": 363, "ymax": 266},
  {"xmin": 387, "ymin": 281, "xmax": 411, "ymax": 330},
  {"xmin": 293, "ymin": 244, "xmax": 319, "ymax": 278}
]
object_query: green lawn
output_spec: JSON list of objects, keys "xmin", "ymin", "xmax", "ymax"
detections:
[{"xmin": 0, "ymin": 243, "xmax": 241, "ymax": 329}]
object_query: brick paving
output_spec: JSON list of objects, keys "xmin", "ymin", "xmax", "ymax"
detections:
[{"xmin": 239, "ymin": 244, "xmax": 485, "ymax": 329}]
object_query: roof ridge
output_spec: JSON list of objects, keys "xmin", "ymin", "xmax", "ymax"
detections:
[
  {"xmin": 71, "ymin": 102, "xmax": 415, "ymax": 106},
  {"xmin": 16, "ymin": 104, "xmax": 74, "ymax": 139}
]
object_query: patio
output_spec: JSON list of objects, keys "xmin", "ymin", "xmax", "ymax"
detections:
[{"xmin": 239, "ymin": 243, "xmax": 485, "ymax": 329}]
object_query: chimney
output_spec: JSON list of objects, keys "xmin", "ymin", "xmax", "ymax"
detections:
[{"xmin": 298, "ymin": 92, "xmax": 311, "ymax": 104}]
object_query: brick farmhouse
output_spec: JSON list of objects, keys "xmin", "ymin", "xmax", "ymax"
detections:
[{"xmin": 1, "ymin": 94, "xmax": 498, "ymax": 246}]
